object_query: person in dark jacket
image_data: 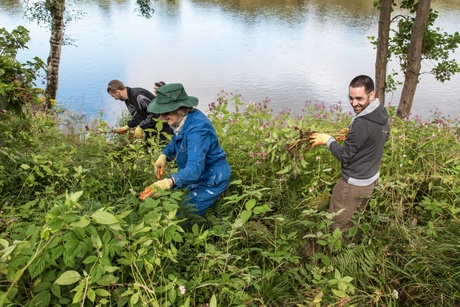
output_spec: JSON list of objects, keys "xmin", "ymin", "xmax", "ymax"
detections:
[
  {"xmin": 107, "ymin": 80, "xmax": 172, "ymax": 143},
  {"xmin": 309, "ymin": 75, "xmax": 390, "ymax": 232},
  {"xmin": 139, "ymin": 83, "xmax": 231, "ymax": 216}
]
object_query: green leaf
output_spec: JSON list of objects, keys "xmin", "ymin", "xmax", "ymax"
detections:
[
  {"xmin": 54, "ymin": 270, "xmax": 81, "ymax": 285},
  {"xmin": 70, "ymin": 217, "xmax": 91, "ymax": 228},
  {"xmin": 245, "ymin": 199, "xmax": 256, "ymax": 210},
  {"xmin": 92, "ymin": 211, "xmax": 119, "ymax": 225},
  {"xmin": 33, "ymin": 281, "xmax": 51, "ymax": 293},
  {"xmin": 82, "ymin": 255, "xmax": 98, "ymax": 264},
  {"xmin": 95, "ymin": 288, "xmax": 111, "ymax": 297},
  {"xmin": 240, "ymin": 210, "xmax": 252, "ymax": 222},
  {"xmin": 87, "ymin": 288, "xmax": 96, "ymax": 303},
  {"xmin": 104, "ymin": 266, "xmax": 120, "ymax": 273},
  {"xmin": 64, "ymin": 239, "xmax": 80, "ymax": 256},
  {"xmin": 50, "ymin": 284, "xmax": 61, "ymax": 298},
  {"xmin": 61, "ymin": 213, "xmax": 80, "ymax": 223},
  {"xmin": 20, "ymin": 164, "xmax": 30, "ymax": 169},
  {"xmin": 28, "ymin": 256, "xmax": 46, "ymax": 279},
  {"xmin": 68, "ymin": 190, "xmax": 84, "ymax": 202},
  {"xmin": 96, "ymin": 274, "xmax": 118, "ymax": 286},
  {"xmin": 276, "ymin": 165, "xmax": 291, "ymax": 175},
  {"xmin": 130, "ymin": 293, "xmax": 139, "ymax": 305},
  {"xmin": 210, "ymin": 294, "xmax": 217, "ymax": 307},
  {"xmin": 32, "ymin": 290, "xmax": 51, "ymax": 307}
]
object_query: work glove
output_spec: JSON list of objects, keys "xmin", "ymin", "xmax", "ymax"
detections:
[
  {"xmin": 139, "ymin": 178, "xmax": 171, "ymax": 200},
  {"xmin": 339, "ymin": 128, "xmax": 349, "ymax": 134},
  {"xmin": 336, "ymin": 128, "xmax": 349, "ymax": 141},
  {"xmin": 154, "ymin": 154, "xmax": 167, "ymax": 180},
  {"xmin": 134, "ymin": 126, "xmax": 144, "ymax": 139},
  {"xmin": 309, "ymin": 133, "xmax": 333, "ymax": 147},
  {"xmin": 116, "ymin": 125, "xmax": 129, "ymax": 134}
]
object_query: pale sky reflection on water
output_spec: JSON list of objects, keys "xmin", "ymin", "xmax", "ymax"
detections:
[{"xmin": 1, "ymin": 0, "xmax": 459, "ymax": 125}]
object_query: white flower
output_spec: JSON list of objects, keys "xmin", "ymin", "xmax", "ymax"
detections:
[{"xmin": 393, "ymin": 289, "xmax": 399, "ymax": 299}]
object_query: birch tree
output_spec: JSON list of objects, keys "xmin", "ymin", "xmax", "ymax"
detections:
[
  {"xmin": 372, "ymin": 0, "xmax": 460, "ymax": 119},
  {"xmin": 374, "ymin": 0, "xmax": 392, "ymax": 105},
  {"xmin": 25, "ymin": 0, "xmax": 156, "ymax": 109}
]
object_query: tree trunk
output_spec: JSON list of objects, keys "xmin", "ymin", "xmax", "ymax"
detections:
[
  {"xmin": 375, "ymin": 0, "xmax": 392, "ymax": 105},
  {"xmin": 396, "ymin": 0, "xmax": 431, "ymax": 119},
  {"xmin": 44, "ymin": 0, "xmax": 65, "ymax": 108}
]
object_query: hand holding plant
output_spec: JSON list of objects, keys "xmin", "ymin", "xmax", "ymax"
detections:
[
  {"xmin": 134, "ymin": 126, "xmax": 144, "ymax": 138},
  {"xmin": 309, "ymin": 133, "xmax": 333, "ymax": 147},
  {"xmin": 116, "ymin": 125, "xmax": 129, "ymax": 134},
  {"xmin": 139, "ymin": 179, "xmax": 171, "ymax": 200}
]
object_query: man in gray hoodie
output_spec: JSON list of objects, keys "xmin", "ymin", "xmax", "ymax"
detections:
[{"xmin": 310, "ymin": 75, "xmax": 390, "ymax": 232}]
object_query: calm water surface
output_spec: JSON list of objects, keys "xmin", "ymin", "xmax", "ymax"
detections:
[{"xmin": 1, "ymin": 0, "xmax": 460, "ymax": 125}]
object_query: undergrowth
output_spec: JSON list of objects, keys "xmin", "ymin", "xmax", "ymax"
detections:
[{"xmin": 1, "ymin": 93, "xmax": 460, "ymax": 306}]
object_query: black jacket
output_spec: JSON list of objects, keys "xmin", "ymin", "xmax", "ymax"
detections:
[{"xmin": 124, "ymin": 87, "xmax": 172, "ymax": 136}]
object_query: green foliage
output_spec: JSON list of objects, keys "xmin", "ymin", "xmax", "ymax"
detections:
[
  {"xmin": 390, "ymin": 2, "xmax": 460, "ymax": 82},
  {"xmin": 370, "ymin": 0, "xmax": 460, "ymax": 92},
  {"xmin": 1, "ymin": 90, "xmax": 460, "ymax": 306},
  {"xmin": 0, "ymin": 26, "xmax": 46, "ymax": 114}
]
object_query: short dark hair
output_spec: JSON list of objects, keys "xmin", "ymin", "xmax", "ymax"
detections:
[
  {"xmin": 349, "ymin": 75, "xmax": 374, "ymax": 94},
  {"xmin": 154, "ymin": 81, "xmax": 166, "ymax": 87},
  {"xmin": 107, "ymin": 80, "xmax": 125, "ymax": 93}
]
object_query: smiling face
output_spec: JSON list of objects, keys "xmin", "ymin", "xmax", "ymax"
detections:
[{"xmin": 348, "ymin": 85, "xmax": 375, "ymax": 114}]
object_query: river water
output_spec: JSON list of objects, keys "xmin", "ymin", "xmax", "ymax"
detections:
[{"xmin": 1, "ymin": 0, "xmax": 460, "ymax": 125}]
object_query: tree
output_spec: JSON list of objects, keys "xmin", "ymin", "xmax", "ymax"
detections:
[
  {"xmin": 396, "ymin": 0, "xmax": 431, "ymax": 118},
  {"xmin": 0, "ymin": 26, "xmax": 45, "ymax": 115},
  {"xmin": 24, "ymin": 0, "xmax": 156, "ymax": 109},
  {"xmin": 372, "ymin": 0, "xmax": 460, "ymax": 119},
  {"xmin": 374, "ymin": 0, "xmax": 393, "ymax": 105}
]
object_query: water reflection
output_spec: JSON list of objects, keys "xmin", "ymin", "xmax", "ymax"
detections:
[{"xmin": 1, "ymin": 0, "xmax": 459, "ymax": 124}]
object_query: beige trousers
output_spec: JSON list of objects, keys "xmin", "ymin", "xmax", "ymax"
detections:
[{"xmin": 329, "ymin": 178, "xmax": 376, "ymax": 232}]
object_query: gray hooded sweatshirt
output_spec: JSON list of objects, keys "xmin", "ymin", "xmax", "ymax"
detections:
[{"xmin": 326, "ymin": 98, "xmax": 390, "ymax": 186}]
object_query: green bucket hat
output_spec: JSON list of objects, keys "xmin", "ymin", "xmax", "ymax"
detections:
[{"xmin": 148, "ymin": 83, "xmax": 199, "ymax": 114}]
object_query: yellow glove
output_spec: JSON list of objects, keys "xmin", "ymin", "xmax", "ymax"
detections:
[
  {"xmin": 309, "ymin": 133, "xmax": 333, "ymax": 147},
  {"xmin": 116, "ymin": 125, "xmax": 129, "ymax": 134},
  {"xmin": 152, "ymin": 178, "xmax": 171, "ymax": 191},
  {"xmin": 134, "ymin": 126, "xmax": 144, "ymax": 139},
  {"xmin": 139, "ymin": 178, "xmax": 171, "ymax": 200},
  {"xmin": 154, "ymin": 154, "xmax": 167, "ymax": 180}
]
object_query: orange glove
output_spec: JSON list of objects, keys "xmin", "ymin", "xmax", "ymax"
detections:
[
  {"xmin": 134, "ymin": 126, "xmax": 144, "ymax": 139},
  {"xmin": 116, "ymin": 125, "xmax": 129, "ymax": 134},
  {"xmin": 309, "ymin": 133, "xmax": 333, "ymax": 147},
  {"xmin": 335, "ymin": 128, "xmax": 349, "ymax": 141},
  {"xmin": 154, "ymin": 154, "xmax": 167, "ymax": 180},
  {"xmin": 139, "ymin": 179, "xmax": 172, "ymax": 200},
  {"xmin": 139, "ymin": 187, "xmax": 153, "ymax": 200}
]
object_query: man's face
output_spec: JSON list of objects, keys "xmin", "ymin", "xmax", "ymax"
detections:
[
  {"xmin": 348, "ymin": 86, "xmax": 375, "ymax": 114},
  {"xmin": 109, "ymin": 90, "xmax": 126, "ymax": 101}
]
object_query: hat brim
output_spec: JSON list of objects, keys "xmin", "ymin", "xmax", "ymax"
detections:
[{"xmin": 148, "ymin": 96, "xmax": 199, "ymax": 114}]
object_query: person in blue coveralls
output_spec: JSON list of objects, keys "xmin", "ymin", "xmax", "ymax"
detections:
[{"xmin": 139, "ymin": 83, "xmax": 231, "ymax": 217}]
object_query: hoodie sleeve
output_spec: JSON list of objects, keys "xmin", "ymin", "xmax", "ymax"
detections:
[{"xmin": 328, "ymin": 118, "xmax": 370, "ymax": 165}]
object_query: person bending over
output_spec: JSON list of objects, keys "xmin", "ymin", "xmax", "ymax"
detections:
[{"xmin": 139, "ymin": 83, "xmax": 231, "ymax": 216}]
